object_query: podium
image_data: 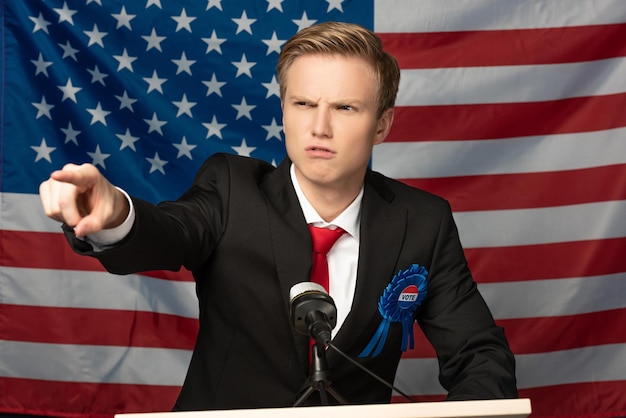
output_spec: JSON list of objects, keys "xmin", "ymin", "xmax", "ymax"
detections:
[{"xmin": 117, "ymin": 398, "xmax": 531, "ymax": 418}]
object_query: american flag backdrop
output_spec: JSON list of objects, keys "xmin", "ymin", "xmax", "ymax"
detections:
[{"xmin": 1, "ymin": 0, "xmax": 625, "ymax": 417}]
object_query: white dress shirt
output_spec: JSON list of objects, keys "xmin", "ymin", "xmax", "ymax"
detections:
[{"xmin": 290, "ymin": 164, "xmax": 362, "ymax": 335}]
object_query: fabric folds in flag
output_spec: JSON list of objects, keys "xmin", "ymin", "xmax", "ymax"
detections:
[{"xmin": 1, "ymin": 1, "xmax": 624, "ymax": 417}]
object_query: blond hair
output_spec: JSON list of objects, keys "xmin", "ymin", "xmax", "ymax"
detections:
[{"xmin": 277, "ymin": 21, "xmax": 400, "ymax": 118}]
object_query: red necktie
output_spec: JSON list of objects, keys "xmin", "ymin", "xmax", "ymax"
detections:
[
  {"xmin": 308, "ymin": 225, "xmax": 345, "ymax": 291},
  {"xmin": 307, "ymin": 225, "xmax": 345, "ymax": 360}
]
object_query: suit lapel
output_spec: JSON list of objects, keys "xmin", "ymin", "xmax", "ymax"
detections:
[
  {"xmin": 262, "ymin": 160, "xmax": 312, "ymax": 302},
  {"xmin": 261, "ymin": 159, "xmax": 312, "ymax": 372},
  {"xmin": 330, "ymin": 170, "xmax": 407, "ymax": 357}
]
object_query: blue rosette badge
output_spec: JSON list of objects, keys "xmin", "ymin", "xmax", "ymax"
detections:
[{"xmin": 359, "ymin": 264, "xmax": 428, "ymax": 358}]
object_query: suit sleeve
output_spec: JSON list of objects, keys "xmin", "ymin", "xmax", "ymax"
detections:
[
  {"xmin": 416, "ymin": 200, "xmax": 518, "ymax": 400},
  {"xmin": 62, "ymin": 154, "xmax": 231, "ymax": 274}
]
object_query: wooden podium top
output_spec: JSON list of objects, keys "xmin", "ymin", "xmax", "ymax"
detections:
[{"xmin": 116, "ymin": 398, "xmax": 531, "ymax": 418}]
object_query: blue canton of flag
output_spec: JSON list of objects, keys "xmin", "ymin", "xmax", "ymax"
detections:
[
  {"xmin": 0, "ymin": 1, "xmax": 375, "ymax": 415},
  {"xmin": 3, "ymin": 0, "xmax": 372, "ymax": 203}
]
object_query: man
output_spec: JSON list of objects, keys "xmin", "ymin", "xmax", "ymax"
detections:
[{"xmin": 40, "ymin": 22, "xmax": 517, "ymax": 410}]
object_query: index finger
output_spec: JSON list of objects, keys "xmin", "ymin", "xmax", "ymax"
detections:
[{"xmin": 50, "ymin": 163, "xmax": 101, "ymax": 193}]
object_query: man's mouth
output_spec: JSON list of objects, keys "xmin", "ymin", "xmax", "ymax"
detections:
[{"xmin": 307, "ymin": 145, "xmax": 335, "ymax": 153}]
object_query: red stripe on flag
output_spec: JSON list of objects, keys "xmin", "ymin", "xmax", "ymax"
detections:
[
  {"xmin": 380, "ymin": 24, "xmax": 626, "ymax": 69},
  {"xmin": 389, "ymin": 93, "xmax": 626, "ymax": 142},
  {"xmin": 400, "ymin": 164, "xmax": 626, "ymax": 211},
  {"xmin": 517, "ymin": 381, "xmax": 626, "ymax": 418},
  {"xmin": 0, "ymin": 230, "xmax": 106, "ymax": 271},
  {"xmin": 0, "ymin": 304, "xmax": 198, "ymax": 349},
  {"xmin": 403, "ymin": 309, "xmax": 626, "ymax": 359},
  {"xmin": 465, "ymin": 237, "xmax": 626, "ymax": 283},
  {"xmin": 498, "ymin": 309, "xmax": 626, "ymax": 355},
  {"xmin": 0, "ymin": 230, "xmax": 194, "ymax": 282},
  {"xmin": 403, "ymin": 324, "xmax": 437, "ymax": 358},
  {"xmin": 0, "ymin": 376, "xmax": 180, "ymax": 418},
  {"xmin": 392, "ymin": 380, "xmax": 626, "ymax": 416}
]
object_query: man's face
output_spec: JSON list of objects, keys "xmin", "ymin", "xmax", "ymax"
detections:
[{"xmin": 282, "ymin": 54, "xmax": 393, "ymax": 195}]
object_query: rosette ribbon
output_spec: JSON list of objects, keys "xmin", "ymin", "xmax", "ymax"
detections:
[{"xmin": 359, "ymin": 264, "xmax": 428, "ymax": 358}]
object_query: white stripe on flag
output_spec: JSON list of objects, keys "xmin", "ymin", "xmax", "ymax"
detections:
[
  {"xmin": 397, "ymin": 57, "xmax": 626, "ymax": 106},
  {"xmin": 1, "ymin": 266, "xmax": 198, "ymax": 318},
  {"xmin": 514, "ymin": 343, "xmax": 626, "ymax": 389},
  {"xmin": 0, "ymin": 340, "xmax": 190, "ymax": 386},
  {"xmin": 372, "ymin": 128, "xmax": 626, "ymax": 178},
  {"xmin": 395, "ymin": 343, "xmax": 626, "ymax": 395},
  {"xmin": 479, "ymin": 273, "xmax": 626, "ymax": 320},
  {"xmin": 1, "ymin": 192, "xmax": 65, "ymax": 232},
  {"xmin": 375, "ymin": 0, "xmax": 626, "ymax": 32},
  {"xmin": 454, "ymin": 200, "xmax": 626, "ymax": 248}
]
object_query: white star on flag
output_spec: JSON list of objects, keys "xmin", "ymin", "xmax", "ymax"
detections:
[
  {"xmin": 144, "ymin": 113, "xmax": 167, "ymax": 135},
  {"xmin": 113, "ymin": 49, "xmax": 137, "ymax": 72},
  {"xmin": 203, "ymin": 116, "xmax": 226, "ymax": 139},
  {"xmin": 112, "ymin": 6, "xmax": 136, "ymax": 30},
  {"xmin": 83, "ymin": 24, "xmax": 107, "ymax": 47},
  {"xmin": 232, "ymin": 54, "xmax": 256, "ymax": 78},
  {"xmin": 32, "ymin": 96, "xmax": 54, "ymax": 119},
  {"xmin": 116, "ymin": 129, "xmax": 140, "ymax": 151},
  {"xmin": 31, "ymin": 138, "xmax": 56, "ymax": 162},
  {"xmin": 53, "ymin": 2, "xmax": 78, "ymax": 25},
  {"xmin": 58, "ymin": 79, "xmax": 82, "ymax": 103},
  {"xmin": 173, "ymin": 137, "xmax": 197, "ymax": 159},
  {"xmin": 86, "ymin": 103, "xmax": 111, "ymax": 126},
  {"xmin": 232, "ymin": 138, "xmax": 255, "ymax": 157},
  {"xmin": 87, "ymin": 145, "xmax": 111, "ymax": 168},
  {"xmin": 172, "ymin": 8, "xmax": 196, "ymax": 33},
  {"xmin": 147, "ymin": 152, "xmax": 168, "ymax": 174},
  {"xmin": 61, "ymin": 122, "xmax": 81, "ymax": 145}
]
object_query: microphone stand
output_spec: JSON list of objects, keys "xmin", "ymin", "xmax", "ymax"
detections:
[
  {"xmin": 288, "ymin": 283, "xmax": 416, "ymax": 406},
  {"xmin": 293, "ymin": 342, "xmax": 348, "ymax": 406}
]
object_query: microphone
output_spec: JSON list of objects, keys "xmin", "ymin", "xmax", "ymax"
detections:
[
  {"xmin": 289, "ymin": 282, "xmax": 417, "ymax": 404},
  {"xmin": 289, "ymin": 282, "xmax": 337, "ymax": 346}
]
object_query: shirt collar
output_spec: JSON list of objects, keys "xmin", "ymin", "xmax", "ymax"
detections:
[{"xmin": 290, "ymin": 163, "xmax": 362, "ymax": 240}]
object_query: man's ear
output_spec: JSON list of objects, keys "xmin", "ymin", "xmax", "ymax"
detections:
[{"xmin": 374, "ymin": 108, "xmax": 395, "ymax": 145}]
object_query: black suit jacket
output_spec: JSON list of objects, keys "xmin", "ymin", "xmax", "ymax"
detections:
[{"xmin": 66, "ymin": 153, "xmax": 517, "ymax": 410}]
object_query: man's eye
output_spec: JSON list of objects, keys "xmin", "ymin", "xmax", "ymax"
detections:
[{"xmin": 338, "ymin": 105, "xmax": 353, "ymax": 111}]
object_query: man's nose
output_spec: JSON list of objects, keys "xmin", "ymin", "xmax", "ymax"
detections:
[{"xmin": 311, "ymin": 107, "xmax": 332, "ymax": 138}]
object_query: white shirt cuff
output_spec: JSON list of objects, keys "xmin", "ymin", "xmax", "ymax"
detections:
[{"xmin": 85, "ymin": 187, "xmax": 135, "ymax": 250}]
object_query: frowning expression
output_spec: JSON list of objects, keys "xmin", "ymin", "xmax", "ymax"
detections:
[{"xmin": 282, "ymin": 54, "xmax": 393, "ymax": 195}]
